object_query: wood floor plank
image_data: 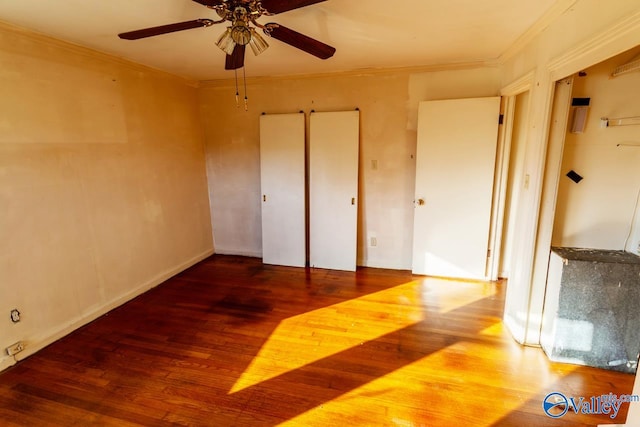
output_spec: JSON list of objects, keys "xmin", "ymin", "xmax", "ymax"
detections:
[{"xmin": 0, "ymin": 255, "xmax": 635, "ymax": 426}]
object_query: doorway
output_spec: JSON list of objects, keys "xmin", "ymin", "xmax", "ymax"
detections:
[{"xmin": 504, "ymin": 44, "xmax": 640, "ymax": 348}]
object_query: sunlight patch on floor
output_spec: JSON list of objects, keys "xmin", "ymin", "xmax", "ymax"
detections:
[
  {"xmin": 480, "ymin": 322, "xmax": 505, "ymax": 337},
  {"xmin": 229, "ymin": 280, "xmax": 426, "ymax": 394},
  {"xmin": 420, "ymin": 277, "xmax": 498, "ymax": 314},
  {"xmin": 280, "ymin": 335, "xmax": 578, "ymax": 426}
]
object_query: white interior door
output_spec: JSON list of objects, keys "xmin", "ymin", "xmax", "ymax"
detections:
[
  {"xmin": 412, "ymin": 97, "xmax": 500, "ymax": 280},
  {"xmin": 260, "ymin": 112, "xmax": 306, "ymax": 267},
  {"xmin": 309, "ymin": 111, "xmax": 360, "ymax": 271}
]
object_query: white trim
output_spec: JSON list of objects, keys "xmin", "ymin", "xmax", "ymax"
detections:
[
  {"xmin": 501, "ymin": 70, "xmax": 536, "ymax": 96},
  {"xmin": 200, "ymin": 61, "xmax": 496, "ymax": 88},
  {"xmin": 498, "ymin": 0, "xmax": 578, "ymax": 63},
  {"xmin": 357, "ymin": 258, "xmax": 411, "ymax": 271},
  {"xmin": 488, "ymin": 97, "xmax": 514, "ymax": 280},
  {"xmin": 489, "ymin": 71, "xmax": 535, "ymax": 280},
  {"xmin": 214, "ymin": 248, "xmax": 262, "ymax": 258},
  {"xmin": 0, "ymin": 356, "xmax": 16, "ymax": 372},
  {"xmin": 6, "ymin": 248, "xmax": 214, "ymax": 369},
  {"xmin": 527, "ymin": 77, "xmax": 573, "ymax": 344},
  {"xmin": 547, "ymin": 10, "xmax": 640, "ymax": 80},
  {"xmin": 516, "ymin": 73, "xmax": 558, "ymax": 346}
]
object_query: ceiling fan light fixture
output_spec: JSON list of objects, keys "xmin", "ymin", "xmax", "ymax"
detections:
[
  {"xmin": 231, "ymin": 21, "xmax": 252, "ymax": 46},
  {"xmin": 249, "ymin": 28, "xmax": 269, "ymax": 56},
  {"xmin": 215, "ymin": 27, "xmax": 236, "ymax": 55}
]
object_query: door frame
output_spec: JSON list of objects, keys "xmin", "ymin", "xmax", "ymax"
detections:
[{"xmin": 487, "ymin": 72, "xmax": 535, "ymax": 281}]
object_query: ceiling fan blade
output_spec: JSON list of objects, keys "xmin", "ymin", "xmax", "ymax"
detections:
[
  {"xmin": 118, "ymin": 19, "xmax": 213, "ymax": 40},
  {"xmin": 191, "ymin": 0, "xmax": 225, "ymax": 6},
  {"xmin": 266, "ymin": 24, "xmax": 335, "ymax": 59},
  {"xmin": 261, "ymin": 0, "xmax": 327, "ymax": 14},
  {"xmin": 225, "ymin": 44, "xmax": 246, "ymax": 70}
]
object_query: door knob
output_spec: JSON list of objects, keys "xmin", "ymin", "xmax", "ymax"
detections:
[{"xmin": 417, "ymin": 198, "xmax": 425, "ymax": 206}]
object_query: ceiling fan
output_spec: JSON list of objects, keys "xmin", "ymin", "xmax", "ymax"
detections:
[{"xmin": 118, "ymin": 0, "xmax": 336, "ymax": 71}]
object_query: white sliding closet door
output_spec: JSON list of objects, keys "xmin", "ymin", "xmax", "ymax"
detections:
[
  {"xmin": 260, "ymin": 112, "xmax": 306, "ymax": 267},
  {"xmin": 309, "ymin": 110, "xmax": 360, "ymax": 271}
]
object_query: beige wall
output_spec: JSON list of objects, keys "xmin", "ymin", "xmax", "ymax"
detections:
[
  {"xmin": 198, "ymin": 66, "xmax": 501, "ymax": 269},
  {"xmin": 553, "ymin": 47, "xmax": 640, "ymax": 252},
  {"xmin": 0, "ymin": 24, "xmax": 213, "ymax": 371}
]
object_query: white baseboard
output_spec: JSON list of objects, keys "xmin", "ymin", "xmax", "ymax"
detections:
[
  {"xmin": 213, "ymin": 252, "xmax": 412, "ymax": 270},
  {"xmin": 214, "ymin": 248, "xmax": 262, "ymax": 258},
  {"xmin": 0, "ymin": 356, "xmax": 16, "ymax": 372},
  {"xmin": 357, "ymin": 258, "xmax": 412, "ymax": 271},
  {"xmin": 7, "ymin": 248, "xmax": 214, "ymax": 368}
]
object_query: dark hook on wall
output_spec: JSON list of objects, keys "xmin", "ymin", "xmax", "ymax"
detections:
[{"xmin": 566, "ymin": 170, "xmax": 584, "ymax": 184}]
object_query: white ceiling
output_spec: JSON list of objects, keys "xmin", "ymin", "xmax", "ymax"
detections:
[{"xmin": 0, "ymin": 0, "xmax": 559, "ymax": 81}]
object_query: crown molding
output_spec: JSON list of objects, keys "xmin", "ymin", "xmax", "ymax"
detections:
[
  {"xmin": 0, "ymin": 20, "xmax": 199, "ymax": 87},
  {"xmin": 547, "ymin": 9, "xmax": 640, "ymax": 80},
  {"xmin": 497, "ymin": 0, "xmax": 578, "ymax": 64},
  {"xmin": 198, "ymin": 60, "xmax": 497, "ymax": 88}
]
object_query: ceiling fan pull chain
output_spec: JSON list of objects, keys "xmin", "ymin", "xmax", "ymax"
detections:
[
  {"xmin": 234, "ymin": 68, "xmax": 240, "ymax": 108},
  {"xmin": 243, "ymin": 66, "xmax": 248, "ymax": 111}
]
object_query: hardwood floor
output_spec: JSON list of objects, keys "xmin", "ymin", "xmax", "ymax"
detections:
[{"xmin": 0, "ymin": 255, "xmax": 635, "ymax": 426}]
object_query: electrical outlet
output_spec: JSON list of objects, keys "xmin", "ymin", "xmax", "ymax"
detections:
[
  {"xmin": 370, "ymin": 237, "xmax": 377, "ymax": 247},
  {"xmin": 6, "ymin": 341, "xmax": 24, "ymax": 356},
  {"xmin": 10, "ymin": 309, "xmax": 20, "ymax": 323}
]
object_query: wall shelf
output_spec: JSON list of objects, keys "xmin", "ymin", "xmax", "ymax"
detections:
[{"xmin": 600, "ymin": 115, "xmax": 640, "ymax": 127}]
